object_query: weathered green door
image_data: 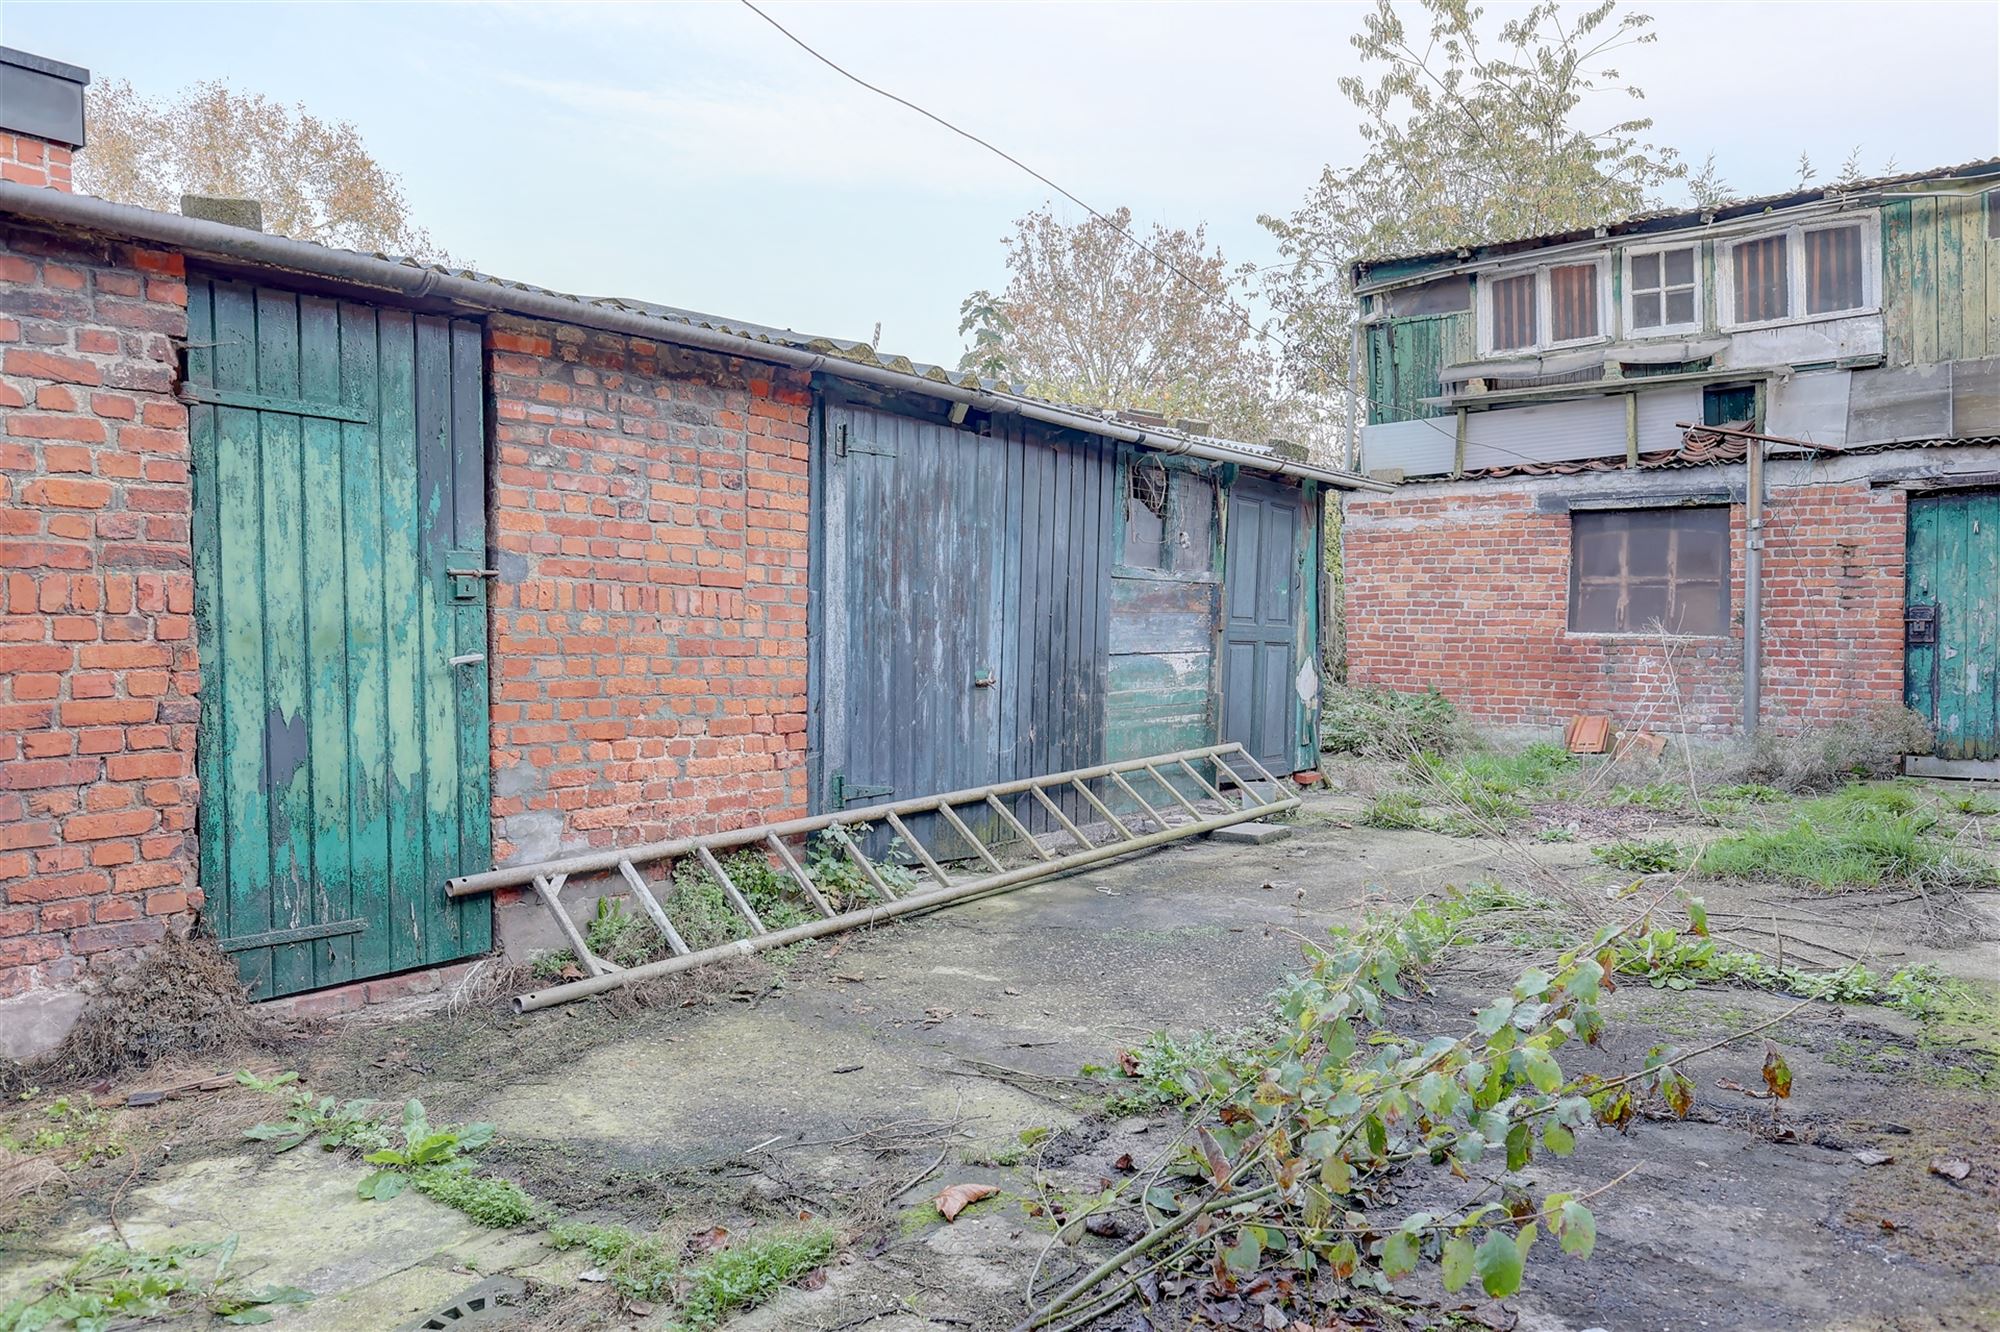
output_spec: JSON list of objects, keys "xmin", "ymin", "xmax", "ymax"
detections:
[
  {"xmin": 1906, "ymin": 489, "xmax": 2000, "ymax": 761},
  {"xmin": 189, "ymin": 280, "xmax": 491, "ymax": 998}
]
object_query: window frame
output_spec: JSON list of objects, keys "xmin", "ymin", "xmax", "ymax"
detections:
[
  {"xmin": 1112, "ymin": 452, "xmax": 1220, "ymax": 583},
  {"xmin": 1566, "ymin": 504, "xmax": 1733, "ymax": 640},
  {"xmin": 1475, "ymin": 256, "xmax": 1612, "ymax": 356},
  {"xmin": 1717, "ymin": 213, "xmax": 1880, "ymax": 331},
  {"xmin": 1621, "ymin": 240, "xmax": 1704, "ymax": 338}
]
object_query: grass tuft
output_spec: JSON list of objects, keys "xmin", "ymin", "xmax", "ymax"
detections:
[
  {"xmin": 676, "ymin": 1223, "xmax": 837, "ymax": 1329},
  {"xmin": 1697, "ymin": 785, "xmax": 1997, "ymax": 891}
]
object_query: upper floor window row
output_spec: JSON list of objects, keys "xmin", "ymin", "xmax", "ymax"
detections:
[{"xmin": 1476, "ymin": 216, "xmax": 1877, "ymax": 354}]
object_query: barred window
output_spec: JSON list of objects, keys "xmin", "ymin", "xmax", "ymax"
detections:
[
  {"xmin": 1732, "ymin": 234, "xmax": 1789, "ymax": 325},
  {"xmin": 1489, "ymin": 273, "xmax": 1538, "ymax": 351},
  {"xmin": 1569, "ymin": 507, "xmax": 1730, "ymax": 636},
  {"xmin": 1548, "ymin": 264, "xmax": 1601, "ymax": 342},
  {"xmin": 1803, "ymin": 224, "xmax": 1865, "ymax": 314}
]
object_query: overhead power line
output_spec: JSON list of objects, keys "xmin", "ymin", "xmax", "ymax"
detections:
[{"xmin": 733, "ymin": 0, "xmax": 1540, "ymax": 465}]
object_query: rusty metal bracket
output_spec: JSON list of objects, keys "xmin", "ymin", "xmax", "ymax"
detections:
[{"xmin": 444, "ymin": 744, "xmax": 1298, "ymax": 1013}]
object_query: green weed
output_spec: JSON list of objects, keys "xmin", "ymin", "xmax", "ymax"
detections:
[
  {"xmin": 411, "ymin": 1166, "xmax": 540, "ymax": 1228},
  {"xmin": 1591, "ymin": 839, "xmax": 1688, "ymax": 875},
  {"xmin": 0, "ymin": 1093, "xmax": 123, "ymax": 1168},
  {"xmin": 547, "ymin": 1222, "xmax": 679, "ymax": 1302},
  {"xmin": 0, "ymin": 1237, "xmax": 310, "ymax": 1330},
  {"xmin": 1697, "ymin": 790, "xmax": 1997, "ymax": 890},
  {"xmin": 1943, "ymin": 789, "xmax": 2000, "ymax": 816},
  {"xmin": 243, "ymin": 1093, "xmax": 392, "ymax": 1155},
  {"xmin": 675, "ymin": 1223, "xmax": 837, "ymax": 1329}
]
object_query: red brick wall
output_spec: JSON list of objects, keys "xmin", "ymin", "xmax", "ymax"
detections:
[
  {"xmin": 1343, "ymin": 478, "xmax": 1906, "ymax": 736},
  {"xmin": 0, "ymin": 134, "xmax": 73, "ymax": 192},
  {"xmin": 485, "ymin": 317, "xmax": 810, "ymax": 868},
  {"xmin": 0, "ymin": 223, "xmax": 197, "ymax": 999}
]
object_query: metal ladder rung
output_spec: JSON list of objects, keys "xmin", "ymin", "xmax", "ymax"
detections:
[
  {"xmin": 1070, "ymin": 778, "xmax": 1136, "ymax": 841},
  {"xmin": 1210, "ymin": 754, "xmax": 1273, "ymax": 809},
  {"xmin": 765, "ymin": 834, "xmax": 838, "ymax": 919},
  {"xmin": 984, "ymin": 793, "xmax": 1053, "ymax": 861},
  {"xmin": 1106, "ymin": 770, "xmax": 1168, "ymax": 831},
  {"xmin": 697, "ymin": 844, "xmax": 767, "ymax": 935},
  {"xmin": 619, "ymin": 859, "xmax": 691, "ymax": 956},
  {"xmin": 830, "ymin": 823, "xmax": 900, "ymax": 901},
  {"xmin": 533, "ymin": 873, "xmax": 612, "ymax": 978},
  {"xmin": 1138, "ymin": 762, "xmax": 1204, "ymax": 820},
  {"xmin": 936, "ymin": 801, "xmax": 1005, "ymax": 873},
  {"xmin": 883, "ymin": 811, "xmax": 953, "ymax": 887},
  {"xmin": 1029, "ymin": 784, "xmax": 1094, "ymax": 850},
  {"xmin": 1176, "ymin": 758, "xmax": 1231, "ymax": 807}
]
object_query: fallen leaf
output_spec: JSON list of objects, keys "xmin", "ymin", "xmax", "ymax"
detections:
[
  {"xmin": 921, "ymin": 1006, "xmax": 953, "ymax": 1026},
  {"xmin": 1118, "ymin": 1049, "xmax": 1141, "ymax": 1077},
  {"xmin": 1084, "ymin": 1213, "xmax": 1122, "ymax": 1238},
  {"xmin": 833, "ymin": 973, "xmax": 866, "ymax": 984},
  {"xmin": 934, "ymin": 1182, "xmax": 999, "ymax": 1221},
  {"xmin": 1851, "ymin": 1149, "xmax": 1895, "ymax": 1166},
  {"xmin": 1761, "ymin": 1042, "xmax": 1793, "ymax": 1100},
  {"xmin": 685, "ymin": 1225, "xmax": 730, "ymax": 1255},
  {"xmin": 1931, "ymin": 1158, "xmax": 1972, "ymax": 1182},
  {"xmin": 1112, "ymin": 1153, "xmax": 1136, "ymax": 1172},
  {"xmin": 799, "ymin": 1268, "xmax": 828, "ymax": 1291}
]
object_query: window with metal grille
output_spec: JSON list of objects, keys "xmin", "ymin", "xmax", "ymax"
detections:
[
  {"xmin": 1569, "ymin": 507, "xmax": 1730, "ymax": 636},
  {"xmin": 1732, "ymin": 234, "xmax": 1789, "ymax": 324},
  {"xmin": 1489, "ymin": 272, "xmax": 1538, "ymax": 351},
  {"xmin": 1548, "ymin": 264, "xmax": 1600, "ymax": 342},
  {"xmin": 1803, "ymin": 224, "xmax": 1865, "ymax": 314},
  {"xmin": 1629, "ymin": 246, "xmax": 1698, "ymax": 331},
  {"xmin": 1122, "ymin": 460, "xmax": 1216, "ymax": 575}
]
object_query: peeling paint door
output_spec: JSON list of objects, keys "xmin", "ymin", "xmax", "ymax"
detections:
[
  {"xmin": 1220, "ymin": 477, "xmax": 1303, "ymax": 777},
  {"xmin": 1906, "ymin": 489, "xmax": 2000, "ymax": 760},
  {"xmin": 189, "ymin": 280, "xmax": 491, "ymax": 998},
  {"xmin": 816, "ymin": 401, "xmax": 1112, "ymax": 848}
]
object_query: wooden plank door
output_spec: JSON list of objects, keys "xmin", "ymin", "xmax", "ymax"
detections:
[
  {"xmin": 1220, "ymin": 476, "xmax": 1303, "ymax": 777},
  {"xmin": 1906, "ymin": 489, "xmax": 2000, "ymax": 760},
  {"xmin": 189, "ymin": 280, "xmax": 491, "ymax": 998}
]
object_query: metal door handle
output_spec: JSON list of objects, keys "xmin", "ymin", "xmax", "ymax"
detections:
[{"xmin": 449, "ymin": 653, "xmax": 485, "ymax": 667}]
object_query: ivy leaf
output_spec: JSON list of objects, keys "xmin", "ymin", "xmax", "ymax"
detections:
[
  {"xmin": 1543, "ymin": 1123, "xmax": 1576, "ymax": 1157},
  {"xmin": 1474, "ymin": 1229, "xmax": 1525, "ymax": 1297},
  {"xmin": 1381, "ymin": 1229, "xmax": 1420, "ymax": 1280},
  {"xmin": 1441, "ymin": 1236, "xmax": 1476, "ymax": 1292},
  {"xmin": 1761, "ymin": 1043, "xmax": 1793, "ymax": 1100},
  {"xmin": 1560, "ymin": 1200, "xmax": 1597, "ymax": 1258},
  {"xmin": 1519, "ymin": 1047, "xmax": 1562, "ymax": 1094}
]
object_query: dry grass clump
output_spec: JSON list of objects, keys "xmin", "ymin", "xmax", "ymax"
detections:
[
  {"xmin": 1719, "ymin": 705, "xmax": 1935, "ymax": 793},
  {"xmin": 3, "ymin": 934, "xmax": 273, "ymax": 1091}
]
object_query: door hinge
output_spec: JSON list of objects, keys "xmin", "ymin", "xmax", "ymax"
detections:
[
  {"xmin": 830, "ymin": 772, "xmax": 895, "ymax": 808},
  {"xmin": 832, "ymin": 422, "xmax": 895, "ymax": 458}
]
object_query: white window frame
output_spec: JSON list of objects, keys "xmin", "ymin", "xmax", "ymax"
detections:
[
  {"xmin": 1476, "ymin": 256, "xmax": 1612, "ymax": 356},
  {"xmin": 1717, "ymin": 213, "xmax": 1880, "ymax": 331},
  {"xmin": 1621, "ymin": 241, "xmax": 1704, "ymax": 338}
]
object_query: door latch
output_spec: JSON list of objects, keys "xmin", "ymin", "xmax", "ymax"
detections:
[{"xmin": 1905, "ymin": 603, "xmax": 1939, "ymax": 647}]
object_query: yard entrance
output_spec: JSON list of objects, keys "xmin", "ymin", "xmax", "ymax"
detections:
[
  {"xmin": 188, "ymin": 279, "xmax": 491, "ymax": 999},
  {"xmin": 1906, "ymin": 487, "xmax": 2000, "ymax": 763}
]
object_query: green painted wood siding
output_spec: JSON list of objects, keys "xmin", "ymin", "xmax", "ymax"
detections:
[
  {"xmin": 1365, "ymin": 312, "xmax": 1473, "ymax": 424},
  {"xmin": 1906, "ymin": 488, "xmax": 2000, "ymax": 761},
  {"xmin": 1881, "ymin": 192, "xmax": 2000, "ymax": 366},
  {"xmin": 188, "ymin": 280, "xmax": 491, "ymax": 998}
]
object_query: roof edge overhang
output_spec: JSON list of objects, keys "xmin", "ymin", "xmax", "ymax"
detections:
[{"xmin": 0, "ymin": 184, "xmax": 1390, "ymax": 492}]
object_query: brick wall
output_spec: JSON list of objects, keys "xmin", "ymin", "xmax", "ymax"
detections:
[
  {"xmin": 0, "ymin": 222, "xmax": 197, "ymax": 1001},
  {"xmin": 1343, "ymin": 476, "xmax": 1906, "ymax": 736},
  {"xmin": 0, "ymin": 133, "xmax": 73, "ymax": 192},
  {"xmin": 484, "ymin": 316, "xmax": 811, "ymax": 871}
]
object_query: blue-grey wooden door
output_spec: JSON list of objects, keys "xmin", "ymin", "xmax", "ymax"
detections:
[
  {"xmin": 819, "ymin": 403, "xmax": 1112, "ymax": 844},
  {"xmin": 1220, "ymin": 476, "xmax": 1302, "ymax": 777}
]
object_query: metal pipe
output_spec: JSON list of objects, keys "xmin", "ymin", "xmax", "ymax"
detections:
[
  {"xmin": 447, "ymin": 743, "xmax": 1260, "ymax": 896},
  {"xmin": 0, "ymin": 184, "xmax": 1392, "ymax": 493},
  {"xmin": 512, "ymin": 787, "xmax": 1302, "ymax": 1012},
  {"xmin": 1743, "ymin": 437, "xmax": 1766, "ymax": 735}
]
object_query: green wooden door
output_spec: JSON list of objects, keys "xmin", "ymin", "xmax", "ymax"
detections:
[
  {"xmin": 1906, "ymin": 489, "xmax": 2000, "ymax": 761},
  {"xmin": 189, "ymin": 280, "xmax": 491, "ymax": 998}
]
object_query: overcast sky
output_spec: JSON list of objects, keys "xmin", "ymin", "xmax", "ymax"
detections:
[{"xmin": 13, "ymin": 1, "xmax": 1998, "ymax": 363}]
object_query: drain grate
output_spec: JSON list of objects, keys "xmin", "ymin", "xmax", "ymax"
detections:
[{"xmin": 399, "ymin": 1275, "xmax": 526, "ymax": 1331}]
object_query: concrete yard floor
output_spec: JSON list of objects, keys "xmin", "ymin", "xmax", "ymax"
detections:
[{"xmin": 5, "ymin": 789, "xmax": 1999, "ymax": 1331}]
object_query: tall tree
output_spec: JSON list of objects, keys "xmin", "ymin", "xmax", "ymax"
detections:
[
  {"xmin": 76, "ymin": 79, "xmax": 444, "ymax": 259},
  {"xmin": 1259, "ymin": 0, "xmax": 1682, "ymax": 424},
  {"xmin": 959, "ymin": 205, "xmax": 1292, "ymax": 445}
]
